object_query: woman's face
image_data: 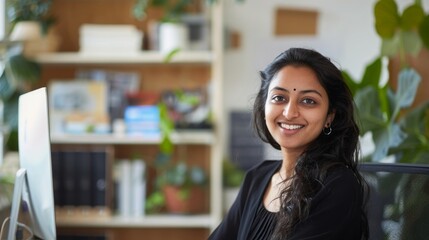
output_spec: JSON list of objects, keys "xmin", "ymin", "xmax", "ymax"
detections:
[{"xmin": 264, "ymin": 65, "xmax": 334, "ymax": 154}]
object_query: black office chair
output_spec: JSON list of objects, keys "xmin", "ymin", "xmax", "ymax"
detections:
[{"xmin": 359, "ymin": 163, "xmax": 429, "ymax": 240}]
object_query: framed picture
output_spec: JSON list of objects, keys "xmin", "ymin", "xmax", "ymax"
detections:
[{"xmin": 49, "ymin": 80, "xmax": 110, "ymax": 134}]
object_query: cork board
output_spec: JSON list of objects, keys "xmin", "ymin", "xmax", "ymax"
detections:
[{"xmin": 274, "ymin": 8, "xmax": 318, "ymax": 36}]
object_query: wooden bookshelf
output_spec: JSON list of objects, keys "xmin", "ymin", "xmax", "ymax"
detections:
[{"xmin": 36, "ymin": 0, "xmax": 224, "ymax": 239}]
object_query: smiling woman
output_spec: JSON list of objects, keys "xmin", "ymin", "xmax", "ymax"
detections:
[
  {"xmin": 264, "ymin": 65, "xmax": 334, "ymax": 158},
  {"xmin": 209, "ymin": 48, "xmax": 369, "ymax": 240}
]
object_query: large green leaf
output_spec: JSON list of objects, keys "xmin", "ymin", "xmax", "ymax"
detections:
[
  {"xmin": 413, "ymin": 151, "xmax": 429, "ymax": 164},
  {"xmin": 372, "ymin": 123, "xmax": 407, "ymax": 161},
  {"xmin": 399, "ymin": 101, "xmax": 429, "ymax": 135},
  {"xmin": 8, "ymin": 54, "xmax": 41, "ymax": 83},
  {"xmin": 400, "ymin": 4, "xmax": 425, "ymax": 31},
  {"xmin": 398, "ymin": 148, "xmax": 429, "ymax": 164},
  {"xmin": 342, "ymin": 70, "xmax": 359, "ymax": 96},
  {"xmin": 401, "ymin": 31, "xmax": 422, "ymax": 56},
  {"xmin": 343, "ymin": 57, "xmax": 383, "ymax": 98},
  {"xmin": 374, "ymin": 0, "xmax": 400, "ymax": 38},
  {"xmin": 393, "ymin": 101, "xmax": 429, "ymax": 162},
  {"xmin": 354, "ymin": 86, "xmax": 386, "ymax": 133},
  {"xmin": 392, "ymin": 69, "xmax": 421, "ymax": 119},
  {"xmin": 419, "ymin": 15, "xmax": 429, "ymax": 49},
  {"xmin": 0, "ymin": 71, "xmax": 16, "ymax": 100},
  {"xmin": 361, "ymin": 57, "xmax": 382, "ymax": 89},
  {"xmin": 3, "ymin": 92, "xmax": 19, "ymax": 130},
  {"xmin": 381, "ymin": 32, "xmax": 401, "ymax": 57}
]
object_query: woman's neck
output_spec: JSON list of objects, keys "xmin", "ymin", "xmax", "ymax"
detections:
[{"xmin": 279, "ymin": 148, "xmax": 302, "ymax": 179}]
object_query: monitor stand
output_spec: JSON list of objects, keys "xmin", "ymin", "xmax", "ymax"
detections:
[{"xmin": 7, "ymin": 168, "xmax": 27, "ymax": 240}]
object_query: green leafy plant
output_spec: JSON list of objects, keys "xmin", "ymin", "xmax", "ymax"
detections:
[
  {"xmin": 343, "ymin": 61, "xmax": 428, "ymax": 163},
  {"xmin": 0, "ymin": 0, "xmax": 53, "ymax": 151},
  {"xmin": 132, "ymin": 0, "xmax": 225, "ymax": 22},
  {"xmin": 342, "ymin": 0, "xmax": 429, "ymax": 164},
  {"xmin": 344, "ymin": 2, "xmax": 429, "ymax": 238},
  {"xmin": 145, "ymin": 101, "xmax": 208, "ymax": 214},
  {"xmin": 0, "ymin": 44, "xmax": 41, "ymax": 151},
  {"xmin": 222, "ymin": 159, "xmax": 244, "ymax": 188},
  {"xmin": 6, "ymin": 0, "xmax": 55, "ymax": 34},
  {"xmin": 374, "ymin": 0, "xmax": 429, "ymax": 58}
]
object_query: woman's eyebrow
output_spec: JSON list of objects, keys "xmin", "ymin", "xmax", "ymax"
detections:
[
  {"xmin": 270, "ymin": 86, "xmax": 288, "ymax": 93},
  {"xmin": 270, "ymin": 86, "xmax": 322, "ymax": 97},
  {"xmin": 300, "ymin": 89, "xmax": 322, "ymax": 97}
]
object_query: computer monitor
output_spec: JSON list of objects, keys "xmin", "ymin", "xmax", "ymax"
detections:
[
  {"xmin": 7, "ymin": 87, "xmax": 56, "ymax": 239},
  {"xmin": 359, "ymin": 162, "xmax": 429, "ymax": 240}
]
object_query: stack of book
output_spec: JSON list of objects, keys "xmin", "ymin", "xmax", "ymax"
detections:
[
  {"xmin": 115, "ymin": 159, "xmax": 147, "ymax": 217},
  {"xmin": 124, "ymin": 105, "xmax": 161, "ymax": 139},
  {"xmin": 79, "ymin": 24, "xmax": 143, "ymax": 54},
  {"xmin": 51, "ymin": 146, "xmax": 113, "ymax": 216}
]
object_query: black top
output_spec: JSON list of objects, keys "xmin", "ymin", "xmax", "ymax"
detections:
[
  {"xmin": 248, "ymin": 202, "xmax": 277, "ymax": 239},
  {"xmin": 209, "ymin": 160, "xmax": 364, "ymax": 240}
]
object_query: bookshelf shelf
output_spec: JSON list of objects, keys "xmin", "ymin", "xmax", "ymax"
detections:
[
  {"xmin": 50, "ymin": 130, "xmax": 215, "ymax": 145},
  {"xmin": 56, "ymin": 214, "xmax": 214, "ymax": 228},
  {"xmin": 34, "ymin": 51, "xmax": 213, "ymax": 65}
]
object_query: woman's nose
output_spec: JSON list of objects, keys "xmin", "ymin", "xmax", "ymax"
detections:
[{"xmin": 283, "ymin": 102, "xmax": 299, "ymax": 119}]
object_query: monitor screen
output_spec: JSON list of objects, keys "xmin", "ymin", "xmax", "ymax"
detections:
[
  {"xmin": 7, "ymin": 87, "xmax": 56, "ymax": 239},
  {"xmin": 359, "ymin": 163, "xmax": 429, "ymax": 240}
]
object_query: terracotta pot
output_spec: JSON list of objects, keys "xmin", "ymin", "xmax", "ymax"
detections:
[{"xmin": 163, "ymin": 185, "xmax": 204, "ymax": 214}]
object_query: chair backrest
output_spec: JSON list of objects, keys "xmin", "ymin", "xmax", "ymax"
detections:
[{"xmin": 359, "ymin": 163, "xmax": 429, "ymax": 240}]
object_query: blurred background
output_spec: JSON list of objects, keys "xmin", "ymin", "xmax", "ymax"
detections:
[{"xmin": 0, "ymin": 0, "xmax": 428, "ymax": 239}]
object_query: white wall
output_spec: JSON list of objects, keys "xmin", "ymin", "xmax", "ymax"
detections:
[{"xmin": 221, "ymin": 0, "xmax": 428, "ymax": 160}]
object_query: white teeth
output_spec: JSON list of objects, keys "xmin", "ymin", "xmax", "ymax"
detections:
[{"xmin": 280, "ymin": 124, "xmax": 303, "ymax": 130}]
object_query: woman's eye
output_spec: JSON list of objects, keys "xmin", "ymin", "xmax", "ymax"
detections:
[
  {"xmin": 271, "ymin": 95, "xmax": 286, "ymax": 102},
  {"xmin": 302, "ymin": 98, "xmax": 316, "ymax": 105}
]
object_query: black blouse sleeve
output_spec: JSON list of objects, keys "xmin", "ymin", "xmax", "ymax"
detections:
[
  {"xmin": 208, "ymin": 161, "xmax": 275, "ymax": 240},
  {"xmin": 289, "ymin": 168, "xmax": 364, "ymax": 240},
  {"xmin": 208, "ymin": 173, "xmax": 248, "ymax": 240}
]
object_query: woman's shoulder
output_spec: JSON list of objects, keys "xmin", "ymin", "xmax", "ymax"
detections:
[
  {"xmin": 325, "ymin": 165, "xmax": 359, "ymax": 184},
  {"xmin": 246, "ymin": 160, "xmax": 281, "ymax": 176},
  {"xmin": 320, "ymin": 165, "xmax": 362, "ymax": 198},
  {"xmin": 240, "ymin": 160, "xmax": 281, "ymax": 188}
]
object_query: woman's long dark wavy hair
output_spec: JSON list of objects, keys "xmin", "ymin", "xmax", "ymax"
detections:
[{"xmin": 252, "ymin": 48, "xmax": 368, "ymax": 239}]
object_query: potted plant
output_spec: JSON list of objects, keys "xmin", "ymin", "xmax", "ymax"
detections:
[
  {"xmin": 132, "ymin": 0, "xmax": 208, "ymax": 22},
  {"xmin": 160, "ymin": 160, "xmax": 207, "ymax": 213},
  {"xmin": 132, "ymin": 0, "xmax": 229, "ymax": 54},
  {"xmin": 374, "ymin": 0, "xmax": 429, "ymax": 108},
  {"xmin": 222, "ymin": 158, "xmax": 244, "ymax": 213},
  {"xmin": 6, "ymin": 0, "xmax": 59, "ymax": 57},
  {"xmin": 342, "ymin": 0, "xmax": 429, "ymax": 238},
  {"xmin": 342, "ymin": 0, "xmax": 429, "ymax": 164},
  {"xmin": 145, "ymin": 102, "xmax": 208, "ymax": 214}
]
